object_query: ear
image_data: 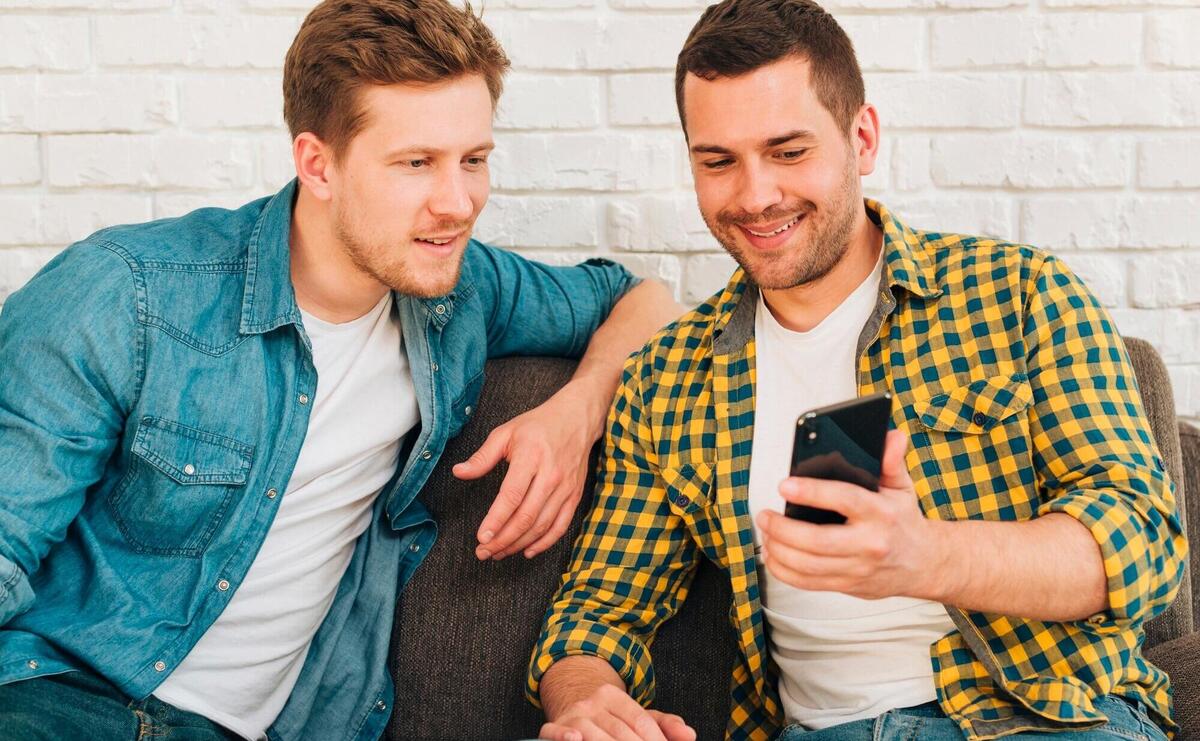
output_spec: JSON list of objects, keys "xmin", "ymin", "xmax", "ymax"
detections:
[
  {"xmin": 293, "ymin": 132, "xmax": 335, "ymax": 201},
  {"xmin": 851, "ymin": 103, "xmax": 881, "ymax": 178}
]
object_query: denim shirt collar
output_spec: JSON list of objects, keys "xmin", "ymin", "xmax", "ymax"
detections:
[{"xmin": 239, "ymin": 180, "xmax": 303, "ymax": 336}]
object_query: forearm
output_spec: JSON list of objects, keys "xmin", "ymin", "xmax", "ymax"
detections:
[
  {"xmin": 540, "ymin": 655, "xmax": 628, "ymax": 721},
  {"xmin": 926, "ymin": 513, "xmax": 1108, "ymax": 621},
  {"xmin": 566, "ymin": 280, "xmax": 681, "ymax": 439}
]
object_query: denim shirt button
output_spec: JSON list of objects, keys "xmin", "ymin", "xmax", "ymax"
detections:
[
  {"xmin": 26, "ymin": 660, "xmax": 37, "ymax": 670},
  {"xmin": 154, "ymin": 661, "xmax": 167, "ymax": 672},
  {"xmin": 421, "ymin": 450, "xmax": 432, "ymax": 460},
  {"xmin": 375, "ymin": 700, "xmax": 388, "ymax": 712},
  {"xmin": 182, "ymin": 464, "xmax": 196, "ymax": 476},
  {"xmin": 266, "ymin": 488, "xmax": 278, "ymax": 500},
  {"xmin": 434, "ymin": 304, "xmax": 446, "ymax": 315},
  {"xmin": 298, "ymin": 393, "xmax": 310, "ymax": 405},
  {"xmin": 217, "ymin": 579, "xmax": 230, "ymax": 592},
  {"xmin": 431, "ymin": 362, "xmax": 439, "ymax": 372},
  {"xmin": 409, "ymin": 543, "xmax": 421, "ymax": 553},
  {"xmin": 464, "ymin": 405, "xmax": 472, "ymax": 416}
]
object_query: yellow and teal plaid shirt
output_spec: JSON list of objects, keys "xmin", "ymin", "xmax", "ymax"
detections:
[{"xmin": 527, "ymin": 200, "xmax": 1187, "ymax": 740}]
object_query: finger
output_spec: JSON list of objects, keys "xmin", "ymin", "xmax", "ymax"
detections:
[
  {"xmin": 595, "ymin": 708, "xmax": 662, "ymax": 741},
  {"xmin": 484, "ymin": 469, "xmax": 555, "ymax": 560},
  {"xmin": 755, "ymin": 510, "xmax": 863, "ymax": 557},
  {"xmin": 475, "ymin": 456, "xmax": 537, "ymax": 555},
  {"xmin": 539, "ymin": 723, "xmax": 585, "ymax": 741},
  {"xmin": 648, "ymin": 711, "xmax": 697, "ymax": 741},
  {"xmin": 494, "ymin": 475, "xmax": 569, "ymax": 559},
  {"xmin": 453, "ymin": 427, "xmax": 510, "ymax": 481},
  {"xmin": 762, "ymin": 537, "xmax": 861, "ymax": 578},
  {"xmin": 763, "ymin": 551, "xmax": 853, "ymax": 593},
  {"xmin": 778, "ymin": 477, "xmax": 871, "ymax": 521},
  {"xmin": 523, "ymin": 488, "xmax": 581, "ymax": 558},
  {"xmin": 878, "ymin": 429, "xmax": 914, "ymax": 490},
  {"xmin": 600, "ymin": 689, "xmax": 667, "ymax": 741}
]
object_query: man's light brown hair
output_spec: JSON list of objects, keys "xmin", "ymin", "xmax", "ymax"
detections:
[
  {"xmin": 675, "ymin": 0, "xmax": 864, "ymax": 137},
  {"xmin": 283, "ymin": 0, "xmax": 510, "ymax": 159}
]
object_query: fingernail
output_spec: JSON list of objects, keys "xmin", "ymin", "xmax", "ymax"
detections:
[
  {"xmin": 523, "ymin": 549, "xmax": 534, "ymax": 559},
  {"xmin": 476, "ymin": 548, "xmax": 491, "ymax": 560},
  {"xmin": 479, "ymin": 530, "xmax": 493, "ymax": 544}
]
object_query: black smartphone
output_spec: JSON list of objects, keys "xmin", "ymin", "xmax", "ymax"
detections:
[{"xmin": 784, "ymin": 391, "xmax": 892, "ymax": 525}]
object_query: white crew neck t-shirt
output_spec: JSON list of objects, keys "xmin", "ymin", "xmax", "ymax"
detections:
[
  {"xmin": 747, "ymin": 252, "xmax": 956, "ymax": 730},
  {"xmin": 154, "ymin": 292, "xmax": 420, "ymax": 740}
]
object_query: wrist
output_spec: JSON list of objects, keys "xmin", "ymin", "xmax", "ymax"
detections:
[
  {"xmin": 559, "ymin": 376, "xmax": 613, "ymax": 442},
  {"xmin": 914, "ymin": 518, "xmax": 961, "ymax": 605}
]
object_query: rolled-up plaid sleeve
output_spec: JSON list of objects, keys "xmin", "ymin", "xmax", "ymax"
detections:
[
  {"xmin": 1025, "ymin": 254, "xmax": 1187, "ymax": 623},
  {"xmin": 526, "ymin": 350, "xmax": 700, "ymax": 707}
]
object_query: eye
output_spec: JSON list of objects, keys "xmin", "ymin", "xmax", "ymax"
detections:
[
  {"xmin": 400, "ymin": 158, "xmax": 429, "ymax": 169},
  {"xmin": 776, "ymin": 149, "xmax": 806, "ymax": 161},
  {"xmin": 701, "ymin": 158, "xmax": 733, "ymax": 170},
  {"xmin": 464, "ymin": 155, "xmax": 488, "ymax": 169}
]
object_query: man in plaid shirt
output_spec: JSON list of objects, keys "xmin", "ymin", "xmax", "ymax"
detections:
[{"xmin": 526, "ymin": 0, "xmax": 1188, "ymax": 739}]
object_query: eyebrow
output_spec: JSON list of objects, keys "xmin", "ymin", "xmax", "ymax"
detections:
[
  {"xmin": 383, "ymin": 142, "xmax": 495, "ymax": 159},
  {"xmin": 689, "ymin": 129, "xmax": 818, "ymax": 155}
]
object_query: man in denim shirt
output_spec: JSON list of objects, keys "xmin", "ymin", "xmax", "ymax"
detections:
[{"xmin": 0, "ymin": 1, "xmax": 678, "ymax": 740}]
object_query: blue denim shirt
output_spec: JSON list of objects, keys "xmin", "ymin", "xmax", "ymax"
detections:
[{"xmin": 0, "ymin": 180, "xmax": 638, "ymax": 740}]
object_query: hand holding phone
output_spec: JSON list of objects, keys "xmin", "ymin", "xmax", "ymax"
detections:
[{"xmin": 784, "ymin": 391, "xmax": 892, "ymax": 525}]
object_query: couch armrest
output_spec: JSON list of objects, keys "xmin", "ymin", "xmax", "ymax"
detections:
[{"xmin": 1145, "ymin": 631, "xmax": 1200, "ymax": 739}]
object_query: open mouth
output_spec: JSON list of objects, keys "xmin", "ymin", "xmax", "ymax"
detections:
[
  {"xmin": 737, "ymin": 213, "xmax": 804, "ymax": 249},
  {"xmin": 745, "ymin": 215, "xmax": 800, "ymax": 238}
]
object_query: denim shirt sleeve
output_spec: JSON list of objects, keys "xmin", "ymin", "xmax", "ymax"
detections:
[
  {"xmin": 466, "ymin": 241, "xmax": 642, "ymax": 359},
  {"xmin": 0, "ymin": 240, "xmax": 142, "ymax": 627}
]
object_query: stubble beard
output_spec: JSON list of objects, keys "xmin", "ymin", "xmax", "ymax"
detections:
[
  {"xmin": 333, "ymin": 202, "xmax": 466, "ymax": 300},
  {"xmin": 703, "ymin": 154, "xmax": 861, "ymax": 291}
]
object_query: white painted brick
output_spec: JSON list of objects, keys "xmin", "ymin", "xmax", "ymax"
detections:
[
  {"xmin": 491, "ymin": 132, "xmax": 682, "ymax": 191},
  {"xmin": 39, "ymin": 194, "xmax": 153, "ymax": 245},
  {"xmin": 931, "ymin": 13, "xmax": 1139, "ymax": 69},
  {"xmin": 243, "ymin": 0, "xmax": 319, "ymax": 8},
  {"xmin": 931, "ymin": 135, "xmax": 1131, "ymax": 189},
  {"xmin": 0, "ymin": 198, "xmax": 40, "ymax": 246},
  {"xmin": 48, "ymin": 134, "xmax": 256, "ymax": 189},
  {"xmin": 0, "ymin": 77, "xmax": 40, "ymax": 133},
  {"xmin": 487, "ymin": 0, "xmax": 594, "ymax": 8},
  {"xmin": 890, "ymin": 135, "xmax": 932, "ymax": 192},
  {"xmin": 1055, "ymin": 253, "xmax": 1126, "ymax": 307},
  {"xmin": 1158, "ymin": 312, "xmax": 1200, "ymax": 365},
  {"xmin": 829, "ymin": 0, "xmax": 1024, "ymax": 7},
  {"xmin": 0, "ymin": 135, "xmax": 40, "ymax": 186},
  {"xmin": 1044, "ymin": 0, "xmax": 1194, "ymax": 7},
  {"xmin": 181, "ymin": 75, "xmax": 284, "ymax": 129},
  {"xmin": 888, "ymin": 197, "xmax": 1016, "ymax": 240},
  {"xmin": 1147, "ymin": 12, "xmax": 1200, "ymax": 69},
  {"xmin": 838, "ymin": 16, "xmax": 924, "ymax": 72},
  {"xmin": 1109, "ymin": 308, "xmax": 1168, "ymax": 354},
  {"xmin": 0, "ymin": 0, "xmax": 169, "ymax": 7},
  {"xmin": 608, "ymin": 0, "xmax": 705, "ymax": 8},
  {"xmin": 512, "ymin": 249, "xmax": 684, "ymax": 299},
  {"xmin": 1167, "ymin": 365, "xmax": 1200, "ymax": 419},
  {"xmin": 684, "ymin": 253, "xmax": 738, "ymax": 305},
  {"xmin": 866, "ymin": 74, "xmax": 1022, "ymax": 129},
  {"xmin": 1024, "ymin": 73, "xmax": 1200, "ymax": 127},
  {"xmin": 155, "ymin": 191, "xmax": 269, "ymax": 219},
  {"xmin": 36, "ymin": 75, "xmax": 177, "ymax": 133},
  {"xmin": 0, "ymin": 17, "xmax": 89, "ymax": 71},
  {"xmin": 608, "ymin": 73, "xmax": 677, "ymax": 127},
  {"xmin": 1131, "ymin": 255, "xmax": 1200, "ymax": 308},
  {"xmin": 474, "ymin": 195, "xmax": 600, "ymax": 249},
  {"xmin": 0, "ymin": 247, "xmax": 64, "ymax": 305},
  {"xmin": 96, "ymin": 15, "xmax": 301, "ymax": 69},
  {"xmin": 1138, "ymin": 138, "xmax": 1200, "ymax": 188},
  {"xmin": 258, "ymin": 135, "xmax": 296, "ymax": 191},
  {"xmin": 608, "ymin": 195, "xmax": 718, "ymax": 252},
  {"xmin": 1021, "ymin": 197, "xmax": 1200, "ymax": 250},
  {"xmin": 492, "ymin": 14, "xmax": 694, "ymax": 71},
  {"xmin": 495, "ymin": 75, "xmax": 602, "ymax": 130}
]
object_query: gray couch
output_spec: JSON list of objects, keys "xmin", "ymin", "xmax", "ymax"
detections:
[{"xmin": 387, "ymin": 337, "xmax": 1199, "ymax": 740}]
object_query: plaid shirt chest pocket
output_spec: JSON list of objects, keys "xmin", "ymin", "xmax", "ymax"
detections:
[
  {"xmin": 912, "ymin": 374, "xmax": 1038, "ymax": 521},
  {"xmin": 660, "ymin": 460, "xmax": 725, "ymax": 561}
]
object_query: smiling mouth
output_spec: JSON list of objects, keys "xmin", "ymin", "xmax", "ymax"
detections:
[
  {"xmin": 744, "ymin": 215, "xmax": 800, "ymax": 238},
  {"xmin": 416, "ymin": 234, "xmax": 458, "ymax": 246}
]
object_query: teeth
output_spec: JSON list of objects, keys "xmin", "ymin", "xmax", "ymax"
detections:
[
  {"xmin": 747, "ymin": 216, "xmax": 799, "ymax": 238},
  {"xmin": 421, "ymin": 238, "xmax": 452, "ymax": 245}
]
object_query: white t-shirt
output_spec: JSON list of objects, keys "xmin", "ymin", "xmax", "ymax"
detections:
[
  {"xmin": 154, "ymin": 292, "xmax": 420, "ymax": 740},
  {"xmin": 748, "ymin": 252, "xmax": 956, "ymax": 730}
]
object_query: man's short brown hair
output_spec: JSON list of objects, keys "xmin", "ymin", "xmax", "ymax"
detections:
[
  {"xmin": 675, "ymin": 0, "xmax": 864, "ymax": 136},
  {"xmin": 283, "ymin": 0, "xmax": 510, "ymax": 158}
]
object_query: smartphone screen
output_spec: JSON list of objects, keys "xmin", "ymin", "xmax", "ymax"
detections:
[{"xmin": 784, "ymin": 392, "xmax": 892, "ymax": 525}]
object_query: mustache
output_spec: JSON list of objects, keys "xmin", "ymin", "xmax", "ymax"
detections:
[
  {"xmin": 414, "ymin": 220, "xmax": 474, "ymax": 237},
  {"xmin": 716, "ymin": 202, "xmax": 812, "ymax": 229}
]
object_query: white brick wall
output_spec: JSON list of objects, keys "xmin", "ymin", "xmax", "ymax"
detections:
[{"xmin": 1, "ymin": 0, "xmax": 1197, "ymax": 422}]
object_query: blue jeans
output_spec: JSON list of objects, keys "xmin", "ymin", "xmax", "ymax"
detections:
[
  {"xmin": 0, "ymin": 669, "xmax": 240, "ymax": 741},
  {"xmin": 779, "ymin": 696, "xmax": 1168, "ymax": 741}
]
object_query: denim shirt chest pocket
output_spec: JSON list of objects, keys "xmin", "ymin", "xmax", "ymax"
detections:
[
  {"xmin": 910, "ymin": 373, "xmax": 1036, "ymax": 521},
  {"xmin": 107, "ymin": 416, "xmax": 255, "ymax": 557}
]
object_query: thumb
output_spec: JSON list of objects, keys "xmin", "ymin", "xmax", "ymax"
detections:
[
  {"xmin": 650, "ymin": 711, "xmax": 696, "ymax": 741},
  {"xmin": 878, "ymin": 428, "xmax": 914, "ymax": 490},
  {"xmin": 453, "ymin": 428, "xmax": 508, "ymax": 480}
]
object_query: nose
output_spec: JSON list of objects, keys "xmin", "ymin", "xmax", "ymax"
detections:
[
  {"xmin": 735, "ymin": 161, "xmax": 783, "ymax": 217},
  {"xmin": 428, "ymin": 169, "xmax": 474, "ymax": 222}
]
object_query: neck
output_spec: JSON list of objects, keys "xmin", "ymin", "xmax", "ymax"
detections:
[
  {"xmin": 760, "ymin": 206, "xmax": 883, "ymax": 333},
  {"xmin": 290, "ymin": 185, "xmax": 390, "ymax": 323}
]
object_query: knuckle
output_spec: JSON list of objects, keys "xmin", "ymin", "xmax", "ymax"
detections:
[{"xmin": 513, "ymin": 511, "xmax": 538, "ymax": 531}]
